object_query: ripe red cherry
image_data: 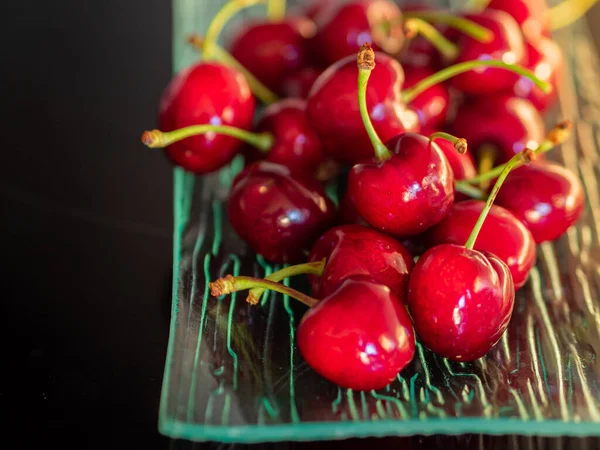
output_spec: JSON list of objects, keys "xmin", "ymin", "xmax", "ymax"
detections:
[
  {"xmin": 348, "ymin": 132, "xmax": 455, "ymax": 236},
  {"xmin": 495, "ymin": 161, "xmax": 585, "ymax": 243},
  {"xmin": 450, "ymin": 95, "xmax": 544, "ymax": 163},
  {"xmin": 486, "ymin": 0, "xmax": 550, "ymax": 43},
  {"xmin": 308, "ymin": 224, "xmax": 414, "ymax": 300},
  {"xmin": 508, "ymin": 38, "xmax": 562, "ymax": 112},
  {"xmin": 448, "ymin": 10, "xmax": 525, "ymax": 94},
  {"xmin": 298, "ymin": 278, "xmax": 415, "ymax": 390},
  {"xmin": 403, "ymin": 65, "xmax": 450, "ymax": 133},
  {"xmin": 228, "ymin": 18, "xmax": 317, "ymax": 96},
  {"xmin": 227, "ymin": 161, "xmax": 336, "ymax": 263},
  {"xmin": 311, "ymin": 0, "xmax": 405, "ymax": 67},
  {"xmin": 408, "ymin": 244, "xmax": 515, "ymax": 361},
  {"xmin": 242, "ymin": 98, "xmax": 324, "ymax": 175},
  {"xmin": 158, "ymin": 62, "xmax": 254, "ymax": 173},
  {"xmin": 425, "ymin": 200, "xmax": 536, "ymax": 289},
  {"xmin": 280, "ymin": 66, "xmax": 322, "ymax": 99},
  {"xmin": 307, "ymin": 51, "xmax": 420, "ymax": 164}
]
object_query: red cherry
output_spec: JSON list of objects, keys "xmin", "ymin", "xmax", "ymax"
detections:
[
  {"xmin": 408, "ymin": 244, "xmax": 515, "ymax": 361},
  {"xmin": 348, "ymin": 133, "xmax": 455, "ymax": 236},
  {"xmin": 279, "ymin": 66, "xmax": 322, "ymax": 99},
  {"xmin": 425, "ymin": 200, "xmax": 536, "ymax": 289},
  {"xmin": 228, "ymin": 18, "xmax": 317, "ymax": 96},
  {"xmin": 508, "ymin": 38, "xmax": 563, "ymax": 112},
  {"xmin": 403, "ymin": 65, "xmax": 450, "ymax": 132},
  {"xmin": 242, "ymin": 99, "xmax": 324, "ymax": 175},
  {"xmin": 450, "ymin": 95, "xmax": 544, "ymax": 163},
  {"xmin": 307, "ymin": 224, "xmax": 414, "ymax": 300},
  {"xmin": 227, "ymin": 161, "xmax": 336, "ymax": 263},
  {"xmin": 298, "ymin": 278, "xmax": 415, "ymax": 390},
  {"xmin": 307, "ymin": 51, "xmax": 420, "ymax": 164},
  {"xmin": 311, "ymin": 0, "xmax": 405, "ymax": 67},
  {"xmin": 495, "ymin": 161, "xmax": 585, "ymax": 243},
  {"xmin": 158, "ymin": 62, "xmax": 255, "ymax": 173},
  {"xmin": 448, "ymin": 10, "xmax": 526, "ymax": 94},
  {"xmin": 486, "ymin": 0, "xmax": 550, "ymax": 43},
  {"xmin": 434, "ymin": 138, "xmax": 477, "ymax": 181}
]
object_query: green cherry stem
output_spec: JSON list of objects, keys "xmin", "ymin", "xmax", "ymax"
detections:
[
  {"xmin": 246, "ymin": 258, "xmax": 326, "ymax": 305},
  {"xmin": 404, "ymin": 18, "xmax": 460, "ymax": 60},
  {"xmin": 188, "ymin": 34, "xmax": 279, "ymax": 105},
  {"xmin": 403, "ymin": 10, "xmax": 493, "ymax": 43},
  {"xmin": 456, "ymin": 120, "xmax": 573, "ymax": 186},
  {"xmin": 429, "ymin": 132, "xmax": 468, "ymax": 154},
  {"xmin": 267, "ymin": 0, "xmax": 286, "ymax": 21},
  {"xmin": 210, "ymin": 275, "xmax": 318, "ymax": 307},
  {"xmin": 455, "ymin": 183, "xmax": 486, "ymax": 200},
  {"xmin": 477, "ymin": 144, "xmax": 497, "ymax": 190},
  {"xmin": 203, "ymin": 0, "xmax": 266, "ymax": 58},
  {"xmin": 465, "ymin": 149, "xmax": 536, "ymax": 250},
  {"xmin": 550, "ymin": 0, "xmax": 600, "ymax": 30},
  {"xmin": 357, "ymin": 43, "xmax": 392, "ymax": 162},
  {"xmin": 141, "ymin": 126, "xmax": 274, "ymax": 152},
  {"xmin": 401, "ymin": 60, "xmax": 551, "ymax": 104}
]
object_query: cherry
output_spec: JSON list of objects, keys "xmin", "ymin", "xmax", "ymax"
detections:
[
  {"xmin": 156, "ymin": 62, "xmax": 255, "ymax": 174},
  {"xmin": 425, "ymin": 200, "xmax": 536, "ymax": 289},
  {"xmin": 486, "ymin": 0, "xmax": 550, "ymax": 43},
  {"xmin": 307, "ymin": 224, "xmax": 414, "ymax": 300},
  {"xmin": 433, "ymin": 137, "xmax": 477, "ymax": 181},
  {"xmin": 210, "ymin": 275, "xmax": 415, "ymax": 391},
  {"xmin": 226, "ymin": 161, "xmax": 336, "ymax": 263},
  {"xmin": 279, "ymin": 66, "xmax": 322, "ymax": 99},
  {"xmin": 407, "ymin": 150, "xmax": 533, "ymax": 361},
  {"xmin": 228, "ymin": 17, "xmax": 317, "ymax": 96},
  {"xmin": 297, "ymin": 279, "xmax": 415, "ymax": 390},
  {"xmin": 447, "ymin": 10, "xmax": 526, "ymax": 95},
  {"xmin": 508, "ymin": 38, "xmax": 563, "ymax": 112},
  {"xmin": 242, "ymin": 98, "xmax": 324, "ymax": 176},
  {"xmin": 450, "ymin": 95, "xmax": 544, "ymax": 164},
  {"xmin": 494, "ymin": 161, "xmax": 585, "ymax": 243},
  {"xmin": 311, "ymin": 0, "xmax": 405, "ymax": 67},
  {"xmin": 403, "ymin": 65, "xmax": 450, "ymax": 133}
]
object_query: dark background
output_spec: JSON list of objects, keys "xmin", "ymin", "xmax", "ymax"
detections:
[{"xmin": 3, "ymin": 1, "xmax": 600, "ymax": 449}]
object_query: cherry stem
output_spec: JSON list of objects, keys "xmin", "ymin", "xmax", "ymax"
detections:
[
  {"xmin": 429, "ymin": 132, "xmax": 468, "ymax": 154},
  {"xmin": 267, "ymin": 0, "xmax": 286, "ymax": 21},
  {"xmin": 188, "ymin": 35, "xmax": 279, "ymax": 105},
  {"xmin": 549, "ymin": 0, "xmax": 599, "ymax": 30},
  {"xmin": 246, "ymin": 258, "xmax": 326, "ymax": 305},
  {"xmin": 403, "ymin": 11, "xmax": 493, "ymax": 43},
  {"xmin": 455, "ymin": 183, "xmax": 486, "ymax": 200},
  {"xmin": 203, "ymin": 0, "xmax": 266, "ymax": 58},
  {"xmin": 464, "ymin": 149, "xmax": 536, "ymax": 250},
  {"xmin": 401, "ymin": 60, "xmax": 551, "ymax": 104},
  {"xmin": 209, "ymin": 275, "xmax": 318, "ymax": 308},
  {"xmin": 456, "ymin": 120, "xmax": 573, "ymax": 186},
  {"xmin": 357, "ymin": 43, "xmax": 392, "ymax": 162},
  {"xmin": 477, "ymin": 144, "xmax": 497, "ymax": 190},
  {"xmin": 404, "ymin": 18, "xmax": 460, "ymax": 60},
  {"xmin": 141, "ymin": 126, "xmax": 274, "ymax": 151}
]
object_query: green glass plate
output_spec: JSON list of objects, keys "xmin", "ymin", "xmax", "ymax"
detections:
[{"xmin": 159, "ymin": 0, "xmax": 600, "ymax": 443}]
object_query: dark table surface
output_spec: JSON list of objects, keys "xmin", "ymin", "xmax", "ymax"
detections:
[{"xmin": 2, "ymin": 1, "xmax": 600, "ymax": 448}]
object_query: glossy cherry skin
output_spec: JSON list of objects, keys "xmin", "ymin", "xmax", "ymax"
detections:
[
  {"xmin": 403, "ymin": 65, "xmax": 450, "ymax": 132},
  {"xmin": 311, "ymin": 0, "xmax": 405, "ymax": 67},
  {"xmin": 507, "ymin": 38, "xmax": 562, "ymax": 112},
  {"xmin": 298, "ymin": 278, "xmax": 415, "ymax": 390},
  {"xmin": 495, "ymin": 161, "xmax": 585, "ymax": 243},
  {"xmin": 348, "ymin": 133, "xmax": 455, "ymax": 236},
  {"xmin": 307, "ymin": 52, "xmax": 420, "ymax": 164},
  {"xmin": 308, "ymin": 224, "xmax": 414, "ymax": 300},
  {"xmin": 425, "ymin": 200, "xmax": 536, "ymax": 289},
  {"xmin": 242, "ymin": 99, "xmax": 324, "ymax": 175},
  {"xmin": 280, "ymin": 66, "xmax": 322, "ymax": 99},
  {"xmin": 227, "ymin": 162, "xmax": 336, "ymax": 263},
  {"xmin": 450, "ymin": 95, "xmax": 544, "ymax": 163},
  {"xmin": 486, "ymin": 0, "xmax": 550, "ymax": 43},
  {"xmin": 448, "ymin": 10, "xmax": 525, "ymax": 95},
  {"xmin": 229, "ymin": 18, "xmax": 316, "ymax": 96},
  {"xmin": 408, "ymin": 244, "xmax": 515, "ymax": 361},
  {"xmin": 158, "ymin": 62, "xmax": 254, "ymax": 174}
]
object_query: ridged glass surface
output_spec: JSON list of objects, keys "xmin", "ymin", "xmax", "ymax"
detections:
[{"xmin": 160, "ymin": 0, "xmax": 600, "ymax": 443}]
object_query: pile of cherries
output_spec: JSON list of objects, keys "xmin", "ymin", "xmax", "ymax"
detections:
[{"xmin": 142, "ymin": 0, "xmax": 590, "ymax": 391}]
